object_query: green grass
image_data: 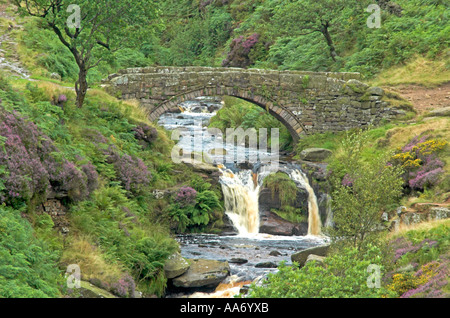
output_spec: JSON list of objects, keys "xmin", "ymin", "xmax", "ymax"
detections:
[{"xmin": 369, "ymin": 55, "xmax": 450, "ymax": 88}]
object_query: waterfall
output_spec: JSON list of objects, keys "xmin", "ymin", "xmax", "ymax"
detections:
[
  {"xmin": 220, "ymin": 169, "xmax": 261, "ymax": 235},
  {"xmin": 219, "ymin": 165, "xmax": 322, "ymax": 237},
  {"xmin": 288, "ymin": 170, "xmax": 322, "ymax": 236}
]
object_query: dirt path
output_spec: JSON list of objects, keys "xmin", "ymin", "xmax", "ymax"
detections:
[
  {"xmin": 0, "ymin": 2, "xmax": 30, "ymax": 79},
  {"xmin": 384, "ymin": 83, "xmax": 450, "ymax": 115}
]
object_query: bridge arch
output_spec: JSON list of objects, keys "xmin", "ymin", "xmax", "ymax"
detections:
[
  {"xmin": 148, "ymin": 86, "xmax": 307, "ymax": 143},
  {"xmin": 103, "ymin": 66, "xmax": 399, "ymax": 143}
]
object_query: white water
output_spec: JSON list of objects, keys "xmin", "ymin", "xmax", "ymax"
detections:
[
  {"xmin": 220, "ymin": 169, "xmax": 261, "ymax": 235},
  {"xmin": 159, "ymin": 97, "xmax": 329, "ymax": 298},
  {"xmin": 288, "ymin": 169, "xmax": 322, "ymax": 236},
  {"xmin": 219, "ymin": 165, "xmax": 322, "ymax": 237}
]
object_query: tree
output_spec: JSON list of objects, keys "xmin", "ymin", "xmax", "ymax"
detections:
[
  {"xmin": 328, "ymin": 130, "xmax": 404, "ymax": 251},
  {"xmin": 271, "ymin": 0, "xmax": 362, "ymax": 62},
  {"xmin": 14, "ymin": 0, "xmax": 159, "ymax": 108}
]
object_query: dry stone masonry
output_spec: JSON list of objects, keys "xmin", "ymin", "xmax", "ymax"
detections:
[{"xmin": 103, "ymin": 66, "xmax": 404, "ymax": 141}]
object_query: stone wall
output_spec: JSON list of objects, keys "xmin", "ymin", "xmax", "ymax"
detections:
[{"xmin": 103, "ymin": 66, "xmax": 404, "ymax": 141}]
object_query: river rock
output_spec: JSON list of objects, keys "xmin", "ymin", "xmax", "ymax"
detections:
[
  {"xmin": 291, "ymin": 244, "xmax": 330, "ymax": 267},
  {"xmin": 180, "ymin": 158, "xmax": 219, "ymax": 174},
  {"xmin": 229, "ymin": 258, "xmax": 248, "ymax": 264},
  {"xmin": 425, "ymin": 107, "xmax": 450, "ymax": 117},
  {"xmin": 305, "ymin": 254, "xmax": 325, "ymax": 267},
  {"xmin": 255, "ymin": 261, "xmax": 278, "ymax": 268},
  {"xmin": 75, "ymin": 281, "xmax": 117, "ymax": 298},
  {"xmin": 171, "ymin": 259, "xmax": 230, "ymax": 288},
  {"xmin": 299, "ymin": 148, "xmax": 332, "ymax": 162},
  {"xmin": 164, "ymin": 252, "xmax": 190, "ymax": 279},
  {"xmin": 269, "ymin": 250, "xmax": 282, "ymax": 256},
  {"xmin": 259, "ymin": 210, "xmax": 308, "ymax": 236}
]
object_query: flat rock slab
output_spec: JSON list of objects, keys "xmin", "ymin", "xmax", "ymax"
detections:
[
  {"xmin": 171, "ymin": 259, "xmax": 230, "ymax": 288},
  {"xmin": 291, "ymin": 244, "xmax": 330, "ymax": 267},
  {"xmin": 164, "ymin": 252, "xmax": 190, "ymax": 279},
  {"xmin": 299, "ymin": 148, "xmax": 332, "ymax": 162}
]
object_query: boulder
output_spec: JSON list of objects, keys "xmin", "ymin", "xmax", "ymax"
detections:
[
  {"xmin": 75, "ymin": 281, "xmax": 117, "ymax": 298},
  {"xmin": 258, "ymin": 187, "xmax": 308, "ymax": 215},
  {"xmin": 171, "ymin": 259, "xmax": 230, "ymax": 288},
  {"xmin": 425, "ymin": 107, "xmax": 450, "ymax": 117},
  {"xmin": 229, "ymin": 258, "xmax": 248, "ymax": 264},
  {"xmin": 259, "ymin": 210, "xmax": 307, "ymax": 236},
  {"xmin": 344, "ymin": 79, "xmax": 369, "ymax": 94},
  {"xmin": 164, "ymin": 252, "xmax": 190, "ymax": 279},
  {"xmin": 305, "ymin": 254, "xmax": 325, "ymax": 267},
  {"xmin": 291, "ymin": 244, "xmax": 330, "ymax": 267},
  {"xmin": 299, "ymin": 148, "xmax": 332, "ymax": 162},
  {"xmin": 50, "ymin": 72, "xmax": 62, "ymax": 81},
  {"xmin": 367, "ymin": 86, "xmax": 384, "ymax": 96},
  {"xmin": 180, "ymin": 158, "xmax": 219, "ymax": 174},
  {"xmin": 255, "ymin": 261, "xmax": 278, "ymax": 268}
]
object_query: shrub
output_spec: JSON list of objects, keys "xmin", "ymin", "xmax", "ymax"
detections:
[
  {"xmin": 329, "ymin": 130, "xmax": 404, "ymax": 250},
  {"xmin": 0, "ymin": 205, "xmax": 62, "ymax": 298},
  {"xmin": 175, "ymin": 186, "xmax": 197, "ymax": 207},
  {"xmin": 222, "ymin": 33, "xmax": 260, "ymax": 68},
  {"xmin": 263, "ymin": 172, "xmax": 298, "ymax": 206},
  {"xmin": 0, "ymin": 107, "xmax": 97, "ymax": 205},
  {"xmin": 390, "ymin": 134, "xmax": 447, "ymax": 190},
  {"xmin": 247, "ymin": 245, "xmax": 396, "ymax": 298},
  {"xmin": 109, "ymin": 152, "xmax": 152, "ymax": 195},
  {"xmin": 133, "ymin": 122, "xmax": 158, "ymax": 146}
]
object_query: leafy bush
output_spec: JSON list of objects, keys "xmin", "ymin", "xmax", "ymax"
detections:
[
  {"xmin": 328, "ymin": 129, "xmax": 404, "ymax": 250},
  {"xmin": 169, "ymin": 184, "xmax": 222, "ymax": 233},
  {"xmin": 247, "ymin": 244, "xmax": 397, "ymax": 298}
]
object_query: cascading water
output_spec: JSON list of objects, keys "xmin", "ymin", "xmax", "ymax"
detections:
[
  {"xmin": 220, "ymin": 169, "xmax": 261, "ymax": 235},
  {"xmin": 158, "ymin": 96, "xmax": 329, "ymax": 298},
  {"xmin": 219, "ymin": 165, "xmax": 322, "ymax": 237},
  {"xmin": 288, "ymin": 169, "xmax": 322, "ymax": 236}
]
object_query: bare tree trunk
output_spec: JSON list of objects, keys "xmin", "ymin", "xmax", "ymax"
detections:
[
  {"xmin": 321, "ymin": 23, "xmax": 338, "ymax": 62},
  {"xmin": 75, "ymin": 65, "xmax": 88, "ymax": 108}
]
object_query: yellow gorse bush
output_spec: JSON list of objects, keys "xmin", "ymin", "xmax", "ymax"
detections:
[
  {"xmin": 387, "ymin": 262, "xmax": 440, "ymax": 296},
  {"xmin": 391, "ymin": 138, "xmax": 447, "ymax": 169}
]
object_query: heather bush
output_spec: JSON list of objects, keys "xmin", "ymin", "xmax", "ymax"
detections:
[
  {"xmin": 175, "ymin": 186, "xmax": 197, "ymax": 207},
  {"xmin": 169, "ymin": 185, "xmax": 221, "ymax": 233},
  {"xmin": 391, "ymin": 134, "xmax": 447, "ymax": 191},
  {"xmin": 222, "ymin": 33, "xmax": 260, "ymax": 68},
  {"xmin": 110, "ymin": 273, "xmax": 136, "ymax": 298},
  {"xmin": 387, "ymin": 221, "xmax": 450, "ymax": 298},
  {"xmin": 108, "ymin": 152, "xmax": 152, "ymax": 196},
  {"xmin": 0, "ymin": 106, "xmax": 98, "ymax": 205},
  {"xmin": 133, "ymin": 122, "xmax": 158, "ymax": 146}
]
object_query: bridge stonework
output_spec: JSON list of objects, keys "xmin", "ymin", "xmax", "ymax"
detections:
[{"xmin": 103, "ymin": 66, "xmax": 403, "ymax": 142}]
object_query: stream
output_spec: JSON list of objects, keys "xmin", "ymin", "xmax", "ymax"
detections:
[{"xmin": 158, "ymin": 96, "xmax": 329, "ymax": 297}]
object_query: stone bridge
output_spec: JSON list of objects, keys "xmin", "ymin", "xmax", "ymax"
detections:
[{"xmin": 103, "ymin": 66, "xmax": 402, "ymax": 142}]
